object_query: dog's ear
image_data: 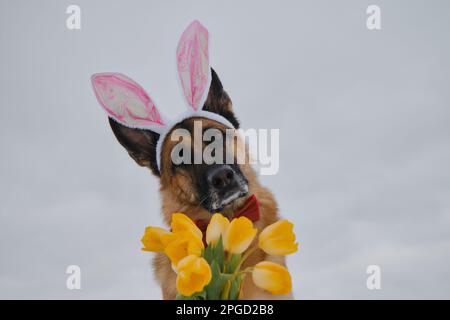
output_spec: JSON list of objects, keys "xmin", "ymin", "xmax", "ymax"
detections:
[
  {"xmin": 203, "ymin": 68, "xmax": 240, "ymax": 128},
  {"xmin": 109, "ymin": 118, "xmax": 160, "ymax": 176}
]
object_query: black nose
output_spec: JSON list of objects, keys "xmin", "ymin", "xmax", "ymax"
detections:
[{"xmin": 207, "ymin": 166, "xmax": 237, "ymax": 192}]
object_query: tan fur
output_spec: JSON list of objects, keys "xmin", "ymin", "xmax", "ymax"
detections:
[{"xmin": 150, "ymin": 118, "xmax": 292, "ymax": 300}]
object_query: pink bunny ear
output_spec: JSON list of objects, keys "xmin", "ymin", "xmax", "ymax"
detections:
[
  {"xmin": 91, "ymin": 73, "xmax": 166, "ymax": 132},
  {"xmin": 177, "ymin": 20, "xmax": 211, "ymax": 111}
]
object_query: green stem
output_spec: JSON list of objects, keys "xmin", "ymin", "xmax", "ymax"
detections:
[
  {"xmin": 237, "ymin": 246, "xmax": 259, "ymax": 271},
  {"xmin": 224, "ymin": 251, "xmax": 232, "ymax": 273},
  {"xmin": 229, "ymin": 267, "xmax": 254, "ymax": 283},
  {"xmin": 221, "ymin": 280, "xmax": 231, "ymax": 300}
]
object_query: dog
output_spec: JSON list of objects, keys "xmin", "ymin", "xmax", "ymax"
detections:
[
  {"xmin": 105, "ymin": 67, "xmax": 291, "ymax": 299},
  {"xmin": 92, "ymin": 21, "xmax": 291, "ymax": 299}
]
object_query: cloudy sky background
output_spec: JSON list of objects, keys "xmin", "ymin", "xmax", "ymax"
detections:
[{"xmin": 1, "ymin": 0, "xmax": 449, "ymax": 299}]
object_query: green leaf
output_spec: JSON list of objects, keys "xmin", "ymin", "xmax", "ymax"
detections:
[
  {"xmin": 203, "ymin": 244, "xmax": 213, "ymax": 264},
  {"xmin": 194, "ymin": 290, "xmax": 207, "ymax": 300},
  {"xmin": 205, "ymin": 260, "xmax": 222, "ymax": 300},
  {"xmin": 226, "ymin": 254, "xmax": 241, "ymax": 274},
  {"xmin": 220, "ymin": 280, "xmax": 232, "ymax": 300},
  {"xmin": 228, "ymin": 275, "xmax": 242, "ymax": 300},
  {"xmin": 202, "ymin": 237, "xmax": 233, "ymax": 299},
  {"xmin": 214, "ymin": 236, "xmax": 225, "ymax": 270}
]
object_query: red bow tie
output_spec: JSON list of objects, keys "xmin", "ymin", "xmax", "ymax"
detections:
[{"xmin": 195, "ymin": 194, "xmax": 261, "ymax": 234}]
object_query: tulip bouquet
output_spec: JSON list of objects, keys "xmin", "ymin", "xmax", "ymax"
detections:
[{"xmin": 141, "ymin": 213, "xmax": 298, "ymax": 300}]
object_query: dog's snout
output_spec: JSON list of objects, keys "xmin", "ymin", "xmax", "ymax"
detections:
[
  {"xmin": 202, "ymin": 164, "xmax": 248, "ymax": 211},
  {"xmin": 207, "ymin": 166, "xmax": 236, "ymax": 191}
]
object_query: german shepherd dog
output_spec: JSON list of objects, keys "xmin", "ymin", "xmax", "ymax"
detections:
[{"xmin": 105, "ymin": 68, "xmax": 291, "ymax": 299}]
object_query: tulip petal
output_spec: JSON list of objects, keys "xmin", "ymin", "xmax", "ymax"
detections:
[
  {"xmin": 176, "ymin": 255, "xmax": 212, "ymax": 296},
  {"xmin": 171, "ymin": 213, "xmax": 203, "ymax": 240},
  {"xmin": 252, "ymin": 261, "xmax": 292, "ymax": 295},
  {"xmin": 223, "ymin": 217, "xmax": 257, "ymax": 254},
  {"xmin": 258, "ymin": 220, "xmax": 298, "ymax": 256},
  {"xmin": 141, "ymin": 226, "xmax": 175, "ymax": 252},
  {"xmin": 164, "ymin": 231, "xmax": 204, "ymax": 268},
  {"xmin": 206, "ymin": 213, "xmax": 230, "ymax": 245}
]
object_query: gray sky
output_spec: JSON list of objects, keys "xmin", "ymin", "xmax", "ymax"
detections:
[{"xmin": 1, "ymin": 0, "xmax": 449, "ymax": 299}]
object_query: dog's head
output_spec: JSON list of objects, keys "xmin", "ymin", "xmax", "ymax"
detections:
[
  {"xmin": 91, "ymin": 21, "xmax": 258, "ymax": 218},
  {"xmin": 107, "ymin": 68, "xmax": 252, "ymax": 214}
]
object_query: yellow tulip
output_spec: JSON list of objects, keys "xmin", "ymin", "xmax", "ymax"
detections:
[
  {"xmin": 223, "ymin": 216, "xmax": 257, "ymax": 254},
  {"xmin": 141, "ymin": 226, "xmax": 175, "ymax": 252},
  {"xmin": 171, "ymin": 213, "xmax": 203, "ymax": 240},
  {"xmin": 206, "ymin": 213, "xmax": 230, "ymax": 245},
  {"xmin": 258, "ymin": 220, "xmax": 298, "ymax": 255},
  {"xmin": 252, "ymin": 261, "xmax": 292, "ymax": 295},
  {"xmin": 176, "ymin": 255, "xmax": 212, "ymax": 296},
  {"xmin": 164, "ymin": 231, "xmax": 204, "ymax": 268}
]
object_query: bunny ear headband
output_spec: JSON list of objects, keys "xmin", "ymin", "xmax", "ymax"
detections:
[{"xmin": 91, "ymin": 21, "xmax": 235, "ymax": 172}]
